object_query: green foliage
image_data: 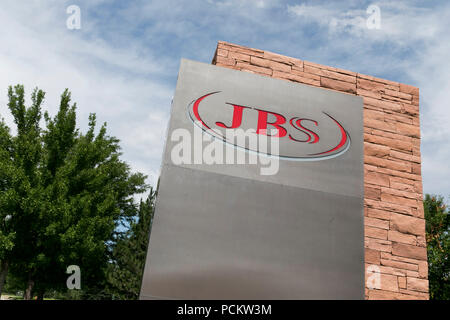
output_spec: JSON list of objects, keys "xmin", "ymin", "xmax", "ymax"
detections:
[
  {"xmin": 424, "ymin": 194, "xmax": 450, "ymax": 300},
  {"xmin": 0, "ymin": 119, "xmax": 16, "ymax": 259},
  {"xmin": 106, "ymin": 189, "xmax": 155, "ymax": 299},
  {"xmin": 0, "ymin": 85, "xmax": 150, "ymax": 299}
]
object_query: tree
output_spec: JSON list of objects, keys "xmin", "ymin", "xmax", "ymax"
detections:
[
  {"xmin": 106, "ymin": 189, "xmax": 156, "ymax": 299},
  {"xmin": 0, "ymin": 118, "xmax": 16, "ymax": 295},
  {"xmin": 0, "ymin": 85, "xmax": 149, "ymax": 299},
  {"xmin": 0, "ymin": 85, "xmax": 44, "ymax": 299},
  {"xmin": 424, "ymin": 194, "xmax": 450, "ymax": 300}
]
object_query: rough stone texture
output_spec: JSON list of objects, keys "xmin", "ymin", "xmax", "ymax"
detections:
[{"xmin": 212, "ymin": 41, "xmax": 428, "ymax": 300}]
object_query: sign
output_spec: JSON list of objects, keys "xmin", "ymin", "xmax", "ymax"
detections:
[
  {"xmin": 140, "ymin": 59, "xmax": 364, "ymax": 299},
  {"xmin": 188, "ymin": 91, "xmax": 351, "ymax": 160}
]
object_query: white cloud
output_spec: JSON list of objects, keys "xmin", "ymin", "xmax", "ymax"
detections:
[
  {"xmin": 287, "ymin": 1, "xmax": 443, "ymax": 42},
  {"xmin": 287, "ymin": 3, "xmax": 335, "ymax": 23},
  {"xmin": 208, "ymin": 0, "xmax": 275, "ymax": 9},
  {"xmin": 0, "ymin": 0, "xmax": 449, "ymax": 198},
  {"xmin": 0, "ymin": 1, "xmax": 173, "ymax": 192},
  {"xmin": 287, "ymin": 1, "xmax": 450, "ymax": 197},
  {"xmin": 287, "ymin": 3, "xmax": 369, "ymax": 36},
  {"xmin": 411, "ymin": 37, "xmax": 450, "ymax": 198}
]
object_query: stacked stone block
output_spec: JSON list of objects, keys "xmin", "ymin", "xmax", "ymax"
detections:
[{"xmin": 212, "ymin": 41, "xmax": 428, "ymax": 300}]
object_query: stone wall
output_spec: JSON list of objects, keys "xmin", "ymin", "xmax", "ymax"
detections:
[{"xmin": 211, "ymin": 41, "xmax": 429, "ymax": 300}]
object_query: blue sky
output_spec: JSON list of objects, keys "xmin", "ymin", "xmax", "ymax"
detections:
[{"xmin": 1, "ymin": 0, "xmax": 449, "ymax": 200}]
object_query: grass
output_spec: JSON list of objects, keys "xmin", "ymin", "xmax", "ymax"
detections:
[{"xmin": 1, "ymin": 293, "xmax": 58, "ymax": 300}]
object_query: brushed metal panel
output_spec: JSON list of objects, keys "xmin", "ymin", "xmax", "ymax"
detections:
[
  {"xmin": 140, "ymin": 59, "xmax": 364, "ymax": 300},
  {"xmin": 141, "ymin": 165, "xmax": 363, "ymax": 299},
  {"xmin": 163, "ymin": 59, "xmax": 364, "ymax": 198}
]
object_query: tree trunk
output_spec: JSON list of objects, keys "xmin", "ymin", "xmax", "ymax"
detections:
[
  {"xmin": 24, "ymin": 278, "xmax": 35, "ymax": 300},
  {"xmin": 0, "ymin": 260, "xmax": 9, "ymax": 297},
  {"xmin": 36, "ymin": 290, "xmax": 44, "ymax": 300}
]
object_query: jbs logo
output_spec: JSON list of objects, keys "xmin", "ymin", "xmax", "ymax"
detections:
[{"xmin": 187, "ymin": 91, "xmax": 351, "ymax": 161}]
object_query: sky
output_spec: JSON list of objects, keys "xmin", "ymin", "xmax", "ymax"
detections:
[{"xmin": 0, "ymin": 0, "xmax": 449, "ymax": 200}]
